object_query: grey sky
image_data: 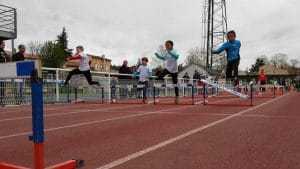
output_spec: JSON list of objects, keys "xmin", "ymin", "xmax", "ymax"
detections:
[{"xmin": 1, "ymin": 0, "xmax": 300, "ymax": 69}]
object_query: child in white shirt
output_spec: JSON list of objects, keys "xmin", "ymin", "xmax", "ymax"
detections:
[
  {"xmin": 64, "ymin": 46, "xmax": 99, "ymax": 86},
  {"xmin": 136, "ymin": 57, "xmax": 152, "ymax": 99}
]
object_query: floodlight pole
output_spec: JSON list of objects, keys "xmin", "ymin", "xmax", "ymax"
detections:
[{"xmin": 203, "ymin": 0, "xmax": 228, "ymax": 73}]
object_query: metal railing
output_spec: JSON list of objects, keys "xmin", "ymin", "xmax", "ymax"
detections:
[
  {"xmin": 1, "ymin": 67, "xmax": 290, "ymax": 106},
  {"xmin": 41, "ymin": 67, "xmax": 202, "ymax": 103},
  {"xmin": 0, "ymin": 4, "xmax": 17, "ymax": 39}
]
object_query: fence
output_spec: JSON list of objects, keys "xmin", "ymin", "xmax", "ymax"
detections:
[
  {"xmin": 1, "ymin": 67, "xmax": 290, "ymax": 106},
  {"xmin": 41, "ymin": 67, "xmax": 202, "ymax": 104}
]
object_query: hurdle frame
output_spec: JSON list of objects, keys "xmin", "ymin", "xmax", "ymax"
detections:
[
  {"xmin": 110, "ymin": 84, "xmax": 148, "ymax": 104},
  {"xmin": 202, "ymin": 83, "xmax": 254, "ymax": 107},
  {"xmin": 153, "ymin": 84, "xmax": 196, "ymax": 105},
  {"xmin": 0, "ymin": 64, "xmax": 84, "ymax": 168}
]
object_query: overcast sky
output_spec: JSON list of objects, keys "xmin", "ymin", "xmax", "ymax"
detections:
[{"xmin": 1, "ymin": 0, "xmax": 300, "ymax": 70}]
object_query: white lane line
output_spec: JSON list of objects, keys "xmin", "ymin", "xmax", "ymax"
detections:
[
  {"xmin": 0, "ymin": 105, "xmax": 144, "ymax": 122},
  {"xmin": 0, "ymin": 104, "xmax": 136, "ymax": 114},
  {"xmin": 239, "ymin": 114, "xmax": 300, "ymax": 119},
  {"xmin": 0, "ymin": 96, "xmax": 237, "ymax": 122},
  {"xmin": 153, "ymin": 112, "xmax": 300, "ymax": 119},
  {"xmin": 0, "ymin": 95, "xmax": 246, "ymax": 122},
  {"xmin": 0, "ymin": 105, "xmax": 194, "ymax": 140},
  {"xmin": 96, "ymin": 93, "xmax": 289, "ymax": 169}
]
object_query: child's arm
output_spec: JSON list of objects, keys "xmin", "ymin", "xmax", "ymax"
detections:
[
  {"xmin": 148, "ymin": 67, "xmax": 152, "ymax": 80},
  {"xmin": 134, "ymin": 66, "xmax": 141, "ymax": 78},
  {"xmin": 134, "ymin": 72, "xmax": 140, "ymax": 78},
  {"xmin": 148, "ymin": 68, "xmax": 152, "ymax": 80},
  {"xmin": 69, "ymin": 54, "xmax": 81, "ymax": 60},
  {"xmin": 167, "ymin": 51, "xmax": 179, "ymax": 60},
  {"xmin": 213, "ymin": 42, "xmax": 228, "ymax": 54},
  {"xmin": 155, "ymin": 53, "xmax": 165, "ymax": 60}
]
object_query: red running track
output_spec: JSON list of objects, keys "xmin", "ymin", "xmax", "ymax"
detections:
[{"xmin": 0, "ymin": 92, "xmax": 299, "ymax": 169}]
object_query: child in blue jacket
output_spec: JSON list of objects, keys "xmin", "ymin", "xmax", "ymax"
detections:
[{"xmin": 213, "ymin": 30, "xmax": 241, "ymax": 85}]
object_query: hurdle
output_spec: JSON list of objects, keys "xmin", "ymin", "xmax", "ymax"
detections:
[
  {"xmin": 0, "ymin": 61, "xmax": 84, "ymax": 169},
  {"xmin": 110, "ymin": 84, "xmax": 148, "ymax": 104},
  {"xmin": 201, "ymin": 79, "xmax": 253, "ymax": 107},
  {"xmin": 72, "ymin": 85, "xmax": 105, "ymax": 104},
  {"xmin": 251, "ymin": 84, "xmax": 285, "ymax": 98},
  {"xmin": 153, "ymin": 83, "xmax": 195, "ymax": 105}
]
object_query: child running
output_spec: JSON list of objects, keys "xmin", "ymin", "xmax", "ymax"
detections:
[
  {"xmin": 258, "ymin": 69, "xmax": 267, "ymax": 94},
  {"xmin": 213, "ymin": 30, "xmax": 241, "ymax": 86},
  {"xmin": 136, "ymin": 57, "xmax": 152, "ymax": 99},
  {"xmin": 64, "ymin": 46, "xmax": 99, "ymax": 86},
  {"xmin": 155, "ymin": 40, "xmax": 180, "ymax": 104}
]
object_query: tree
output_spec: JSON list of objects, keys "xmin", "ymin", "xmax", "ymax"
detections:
[
  {"xmin": 270, "ymin": 53, "xmax": 289, "ymax": 68},
  {"xmin": 39, "ymin": 41, "xmax": 66, "ymax": 68},
  {"xmin": 56, "ymin": 27, "xmax": 72, "ymax": 57},
  {"xmin": 185, "ymin": 47, "xmax": 205, "ymax": 66},
  {"xmin": 290, "ymin": 59, "xmax": 299, "ymax": 68},
  {"xmin": 178, "ymin": 64, "xmax": 185, "ymax": 73},
  {"xmin": 28, "ymin": 41, "xmax": 42, "ymax": 56},
  {"xmin": 111, "ymin": 64, "xmax": 121, "ymax": 71},
  {"xmin": 259, "ymin": 55, "xmax": 269, "ymax": 65},
  {"xmin": 249, "ymin": 58, "xmax": 265, "ymax": 74},
  {"xmin": 244, "ymin": 67, "xmax": 249, "ymax": 75}
]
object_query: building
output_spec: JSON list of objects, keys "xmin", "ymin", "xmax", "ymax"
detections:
[
  {"xmin": 258, "ymin": 65, "xmax": 289, "ymax": 76},
  {"xmin": 64, "ymin": 54, "xmax": 111, "ymax": 72},
  {"xmin": 286, "ymin": 68, "xmax": 300, "ymax": 76},
  {"xmin": 178, "ymin": 64, "xmax": 209, "ymax": 79},
  {"xmin": 240, "ymin": 64, "xmax": 292, "ymax": 83}
]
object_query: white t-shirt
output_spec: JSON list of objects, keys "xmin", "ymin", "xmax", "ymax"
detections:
[
  {"xmin": 164, "ymin": 50, "xmax": 178, "ymax": 73},
  {"xmin": 138, "ymin": 64, "xmax": 152, "ymax": 82},
  {"xmin": 79, "ymin": 52, "xmax": 90, "ymax": 71}
]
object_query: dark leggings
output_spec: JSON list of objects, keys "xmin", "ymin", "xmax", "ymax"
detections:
[
  {"xmin": 138, "ymin": 81, "xmax": 149, "ymax": 99},
  {"xmin": 260, "ymin": 81, "xmax": 266, "ymax": 92},
  {"xmin": 226, "ymin": 59, "xmax": 240, "ymax": 81},
  {"xmin": 158, "ymin": 69, "xmax": 179, "ymax": 97},
  {"xmin": 65, "ymin": 68, "xmax": 98, "ymax": 85}
]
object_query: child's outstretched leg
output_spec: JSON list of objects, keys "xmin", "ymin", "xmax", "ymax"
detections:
[
  {"xmin": 64, "ymin": 68, "xmax": 81, "ymax": 85},
  {"xmin": 233, "ymin": 60, "xmax": 240, "ymax": 87},
  {"xmin": 226, "ymin": 61, "xmax": 234, "ymax": 82},
  {"xmin": 83, "ymin": 70, "xmax": 99, "ymax": 85},
  {"xmin": 157, "ymin": 69, "xmax": 169, "ymax": 81}
]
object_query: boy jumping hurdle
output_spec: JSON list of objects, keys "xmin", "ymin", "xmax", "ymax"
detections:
[{"xmin": 64, "ymin": 46, "xmax": 99, "ymax": 86}]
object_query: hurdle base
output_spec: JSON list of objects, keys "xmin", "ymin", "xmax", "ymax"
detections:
[
  {"xmin": 111, "ymin": 99, "xmax": 147, "ymax": 105},
  {"xmin": 73, "ymin": 100, "xmax": 105, "ymax": 104},
  {"xmin": 46, "ymin": 159, "xmax": 84, "ymax": 169},
  {"xmin": 204, "ymin": 103, "xmax": 253, "ymax": 107},
  {"xmin": 0, "ymin": 162, "xmax": 29, "ymax": 169},
  {"xmin": 0, "ymin": 159, "xmax": 84, "ymax": 169},
  {"xmin": 154, "ymin": 102, "xmax": 195, "ymax": 106}
]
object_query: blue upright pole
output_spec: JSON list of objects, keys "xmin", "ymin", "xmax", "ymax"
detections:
[{"xmin": 29, "ymin": 70, "xmax": 44, "ymax": 169}]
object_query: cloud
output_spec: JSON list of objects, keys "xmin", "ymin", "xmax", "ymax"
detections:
[{"xmin": 1, "ymin": 0, "xmax": 300, "ymax": 70}]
